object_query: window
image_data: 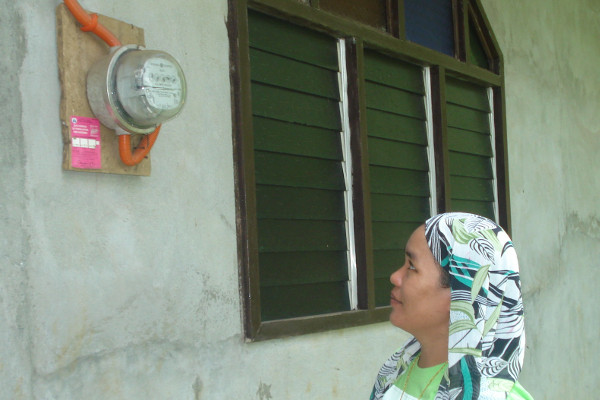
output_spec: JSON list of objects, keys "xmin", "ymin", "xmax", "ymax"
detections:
[
  {"xmin": 404, "ymin": 0, "xmax": 455, "ymax": 56},
  {"xmin": 248, "ymin": 11, "xmax": 351, "ymax": 321},
  {"xmin": 229, "ymin": 0, "xmax": 509, "ymax": 340},
  {"xmin": 320, "ymin": 0, "xmax": 388, "ymax": 31},
  {"xmin": 363, "ymin": 50, "xmax": 432, "ymax": 307}
]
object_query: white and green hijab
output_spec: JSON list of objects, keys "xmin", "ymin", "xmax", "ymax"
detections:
[{"xmin": 370, "ymin": 213, "xmax": 525, "ymax": 400}]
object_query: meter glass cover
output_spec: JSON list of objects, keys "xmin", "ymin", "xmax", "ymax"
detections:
[{"xmin": 115, "ymin": 50, "xmax": 186, "ymax": 129}]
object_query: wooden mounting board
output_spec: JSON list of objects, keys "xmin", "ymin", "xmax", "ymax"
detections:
[{"xmin": 56, "ymin": 4, "xmax": 151, "ymax": 176}]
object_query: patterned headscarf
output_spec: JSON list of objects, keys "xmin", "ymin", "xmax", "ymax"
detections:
[{"xmin": 370, "ymin": 213, "xmax": 525, "ymax": 400}]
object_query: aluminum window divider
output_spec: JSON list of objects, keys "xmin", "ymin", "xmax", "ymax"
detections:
[
  {"xmin": 424, "ymin": 67, "xmax": 438, "ymax": 218},
  {"xmin": 488, "ymin": 87, "xmax": 499, "ymax": 224},
  {"xmin": 338, "ymin": 38, "xmax": 358, "ymax": 310}
]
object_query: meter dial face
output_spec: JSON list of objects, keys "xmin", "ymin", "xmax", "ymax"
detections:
[{"xmin": 141, "ymin": 58, "xmax": 183, "ymax": 111}]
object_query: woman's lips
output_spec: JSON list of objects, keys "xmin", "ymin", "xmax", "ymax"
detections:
[{"xmin": 390, "ymin": 293, "xmax": 402, "ymax": 305}]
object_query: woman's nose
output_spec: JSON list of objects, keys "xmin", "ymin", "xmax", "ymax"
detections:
[{"xmin": 390, "ymin": 266, "xmax": 404, "ymax": 287}]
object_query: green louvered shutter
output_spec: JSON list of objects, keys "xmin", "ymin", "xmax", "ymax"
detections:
[
  {"xmin": 248, "ymin": 11, "xmax": 351, "ymax": 321},
  {"xmin": 364, "ymin": 51, "xmax": 431, "ymax": 307},
  {"xmin": 446, "ymin": 76, "xmax": 496, "ymax": 221}
]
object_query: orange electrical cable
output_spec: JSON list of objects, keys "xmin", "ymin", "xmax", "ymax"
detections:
[
  {"xmin": 64, "ymin": 0, "xmax": 161, "ymax": 167},
  {"xmin": 63, "ymin": 0, "xmax": 121, "ymax": 47},
  {"xmin": 118, "ymin": 126, "xmax": 161, "ymax": 166}
]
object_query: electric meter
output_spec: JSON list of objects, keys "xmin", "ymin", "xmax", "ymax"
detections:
[{"xmin": 87, "ymin": 45, "xmax": 186, "ymax": 135}]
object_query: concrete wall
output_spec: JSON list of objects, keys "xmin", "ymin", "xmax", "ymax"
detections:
[
  {"xmin": 1, "ymin": 0, "xmax": 598, "ymax": 399},
  {"xmin": 482, "ymin": 1, "xmax": 600, "ymax": 398}
]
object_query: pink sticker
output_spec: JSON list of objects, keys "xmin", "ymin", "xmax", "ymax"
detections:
[{"xmin": 70, "ymin": 116, "xmax": 101, "ymax": 169}]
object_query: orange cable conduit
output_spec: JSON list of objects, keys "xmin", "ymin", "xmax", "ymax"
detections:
[
  {"xmin": 118, "ymin": 126, "xmax": 160, "ymax": 166},
  {"xmin": 64, "ymin": 0, "xmax": 160, "ymax": 167}
]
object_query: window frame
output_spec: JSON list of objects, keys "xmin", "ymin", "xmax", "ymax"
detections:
[{"xmin": 229, "ymin": 0, "xmax": 510, "ymax": 341}]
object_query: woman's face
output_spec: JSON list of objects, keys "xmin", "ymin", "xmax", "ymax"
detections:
[{"xmin": 389, "ymin": 225, "xmax": 451, "ymax": 338}]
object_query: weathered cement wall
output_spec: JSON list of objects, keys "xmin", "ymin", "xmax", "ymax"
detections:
[
  {"xmin": 2, "ymin": 0, "xmax": 406, "ymax": 399},
  {"xmin": 1, "ymin": 0, "xmax": 598, "ymax": 399},
  {"xmin": 482, "ymin": 0, "xmax": 600, "ymax": 398},
  {"xmin": 0, "ymin": 0, "xmax": 33, "ymax": 398}
]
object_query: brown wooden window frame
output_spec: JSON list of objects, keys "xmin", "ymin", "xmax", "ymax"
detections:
[{"xmin": 229, "ymin": 0, "xmax": 510, "ymax": 341}]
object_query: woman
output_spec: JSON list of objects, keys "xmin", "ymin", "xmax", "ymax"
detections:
[{"xmin": 370, "ymin": 213, "xmax": 533, "ymax": 400}]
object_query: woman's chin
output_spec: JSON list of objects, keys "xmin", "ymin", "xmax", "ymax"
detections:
[{"xmin": 389, "ymin": 311, "xmax": 405, "ymax": 329}]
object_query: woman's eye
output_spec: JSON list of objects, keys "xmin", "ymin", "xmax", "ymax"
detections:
[{"xmin": 408, "ymin": 263, "xmax": 416, "ymax": 271}]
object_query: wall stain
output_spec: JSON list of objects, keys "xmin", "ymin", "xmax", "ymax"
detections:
[
  {"xmin": 332, "ymin": 379, "xmax": 338, "ymax": 398},
  {"xmin": 220, "ymin": 212, "xmax": 234, "ymax": 232},
  {"xmin": 193, "ymin": 375, "xmax": 203, "ymax": 400},
  {"xmin": 256, "ymin": 381, "xmax": 273, "ymax": 400},
  {"xmin": 1, "ymin": 0, "xmax": 32, "ymax": 397},
  {"xmin": 566, "ymin": 212, "xmax": 600, "ymax": 240}
]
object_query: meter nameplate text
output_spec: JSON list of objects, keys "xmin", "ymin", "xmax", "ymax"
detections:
[{"xmin": 142, "ymin": 58, "xmax": 182, "ymax": 110}]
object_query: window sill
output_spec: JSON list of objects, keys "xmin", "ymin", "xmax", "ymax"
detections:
[{"xmin": 247, "ymin": 306, "xmax": 392, "ymax": 341}]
